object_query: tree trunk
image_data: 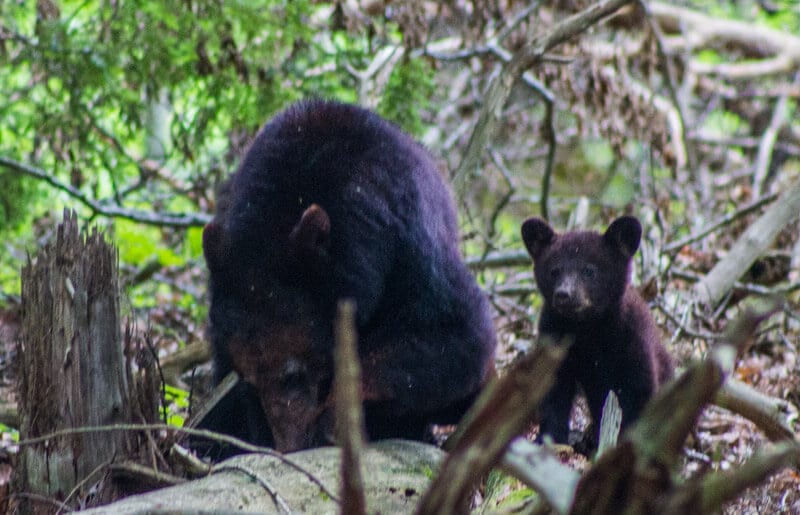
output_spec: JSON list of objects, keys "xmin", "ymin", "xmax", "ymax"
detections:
[{"xmin": 16, "ymin": 209, "xmax": 131, "ymax": 512}]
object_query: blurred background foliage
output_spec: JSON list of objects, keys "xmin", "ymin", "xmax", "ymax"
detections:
[
  {"xmin": 0, "ymin": 0, "xmax": 799, "ymax": 326},
  {"xmin": 0, "ymin": 0, "xmax": 434, "ymax": 312}
]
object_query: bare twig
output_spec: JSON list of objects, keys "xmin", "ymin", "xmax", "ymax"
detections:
[
  {"xmin": 663, "ymin": 442, "xmax": 800, "ymax": 513},
  {"xmin": 716, "ymin": 377, "xmax": 796, "ymax": 442},
  {"xmin": 540, "ymin": 97, "xmax": 556, "ymax": 220},
  {"xmin": 334, "ymin": 300, "xmax": 366, "ymax": 515},
  {"xmin": 753, "ymin": 73, "xmax": 799, "ymax": 196},
  {"xmin": 664, "ymin": 193, "xmax": 778, "ymax": 253},
  {"xmin": 486, "ymin": 150, "xmax": 516, "ymax": 244},
  {"xmin": 650, "ymin": 3, "xmax": 800, "ymax": 78},
  {"xmin": 689, "ymin": 133, "xmax": 800, "ymax": 158},
  {"xmin": 640, "ymin": 0, "xmax": 695, "ymax": 174},
  {"xmin": 0, "ymin": 156, "xmax": 211, "ymax": 227},
  {"xmin": 213, "ymin": 464, "xmax": 292, "ymax": 514},
  {"xmin": 671, "ymin": 269, "xmax": 800, "ymax": 298},
  {"xmin": 16, "ymin": 423, "xmax": 340, "ymax": 503},
  {"xmin": 466, "ymin": 249, "xmax": 530, "ymax": 270},
  {"xmin": 452, "ymin": 0, "xmax": 636, "ymax": 199}
]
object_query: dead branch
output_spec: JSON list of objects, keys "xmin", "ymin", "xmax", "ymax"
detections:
[
  {"xmin": 158, "ymin": 340, "xmax": 211, "ymax": 387},
  {"xmin": 499, "ymin": 438, "xmax": 580, "ymax": 515},
  {"xmin": 184, "ymin": 371, "xmax": 239, "ymax": 433},
  {"xmin": 597, "ymin": 391, "xmax": 622, "ymax": 457},
  {"xmin": 692, "ymin": 178, "xmax": 800, "ymax": 307},
  {"xmin": 78, "ymin": 440, "xmax": 442, "ymax": 515},
  {"xmin": 716, "ymin": 377, "xmax": 796, "ymax": 442},
  {"xmin": 452, "ymin": 0, "xmax": 636, "ymax": 199},
  {"xmin": 640, "ymin": 0, "xmax": 696, "ymax": 173},
  {"xmin": 753, "ymin": 74, "xmax": 799, "ymax": 196},
  {"xmin": 0, "ymin": 156, "xmax": 210, "ymax": 228},
  {"xmin": 466, "ymin": 249, "xmax": 530, "ymax": 270},
  {"xmin": 663, "ymin": 193, "xmax": 779, "ymax": 254},
  {"xmin": 417, "ymin": 343, "xmax": 566, "ymax": 515},
  {"xmin": 650, "ymin": 3, "xmax": 800, "ymax": 79},
  {"xmin": 660, "ymin": 441, "xmax": 800, "ymax": 514},
  {"xmin": 334, "ymin": 300, "xmax": 366, "ymax": 515}
]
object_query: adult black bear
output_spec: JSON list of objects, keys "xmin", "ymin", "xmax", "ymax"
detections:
[
  {"xmin": 200, "ymin": 100, "xmax": 496, "ymax": 455},
  {"xmin": 521, "ymin": 216, "xmax": 673, "ymax": 447}
]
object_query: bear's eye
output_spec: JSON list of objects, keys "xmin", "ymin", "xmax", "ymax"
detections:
[
  {"xmin": 581, "ymin": 266, "xmax": 595, "ymax": 279},
  {"xmin": 279, "ymin": 359, "xmax": 309, "ymax": 392},
  {"xmin": 280, "ymin": 370, "xmax": 308, "ymax": 392},
  {"xmin": 549, "ymin": 267, "xmax": 561, "ymax": 279}
]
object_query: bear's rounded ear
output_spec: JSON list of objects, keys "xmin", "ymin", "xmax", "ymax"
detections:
[
  {"xmin": 203, "ymin": 222, "xmax": 228, "ymax": 273},
  {"xmin": 521, "ymin": 217, "xmax": 556, "ymax": 260},
  {"xmin": 603, "ymin": 216, "xmax": 641, "ymax": 259},
  {"xmin": 290, "ymin": 204, "xmax": 331, "ymax": 260}
]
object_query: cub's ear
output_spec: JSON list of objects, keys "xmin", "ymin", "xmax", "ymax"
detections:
[
  {"xmin": 521, "ymin": 217, "xmax": 556, "ymax": 260},
  {"xmin": 603, "ymin": 216, "xmax": 641, "ymax": 259},
  {"xmin": 290, "ymin": 204, "xmax": 331, "ymax": 260},
  {"xmin": 203, "ymin": 222, "xmax": 228, "ymax": 273}
]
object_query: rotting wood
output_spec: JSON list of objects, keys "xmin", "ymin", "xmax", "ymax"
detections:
[{"xmin": 16, "ymin": 209, "xmax": 131, "ymax": 511}]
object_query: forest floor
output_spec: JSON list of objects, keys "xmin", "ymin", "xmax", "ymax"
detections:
[{"xmin": 0, "ymin": 236, "xmax": 798, "ymax": 513}]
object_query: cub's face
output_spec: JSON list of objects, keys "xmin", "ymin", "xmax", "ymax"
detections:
[{"xmin": 521, "ymin": 216, "xmax": 642, "ymax": 322}]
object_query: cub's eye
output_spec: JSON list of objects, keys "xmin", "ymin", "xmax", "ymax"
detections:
[
  {"xmin": 549, "ymin": 267, "xmax": 561, "ymax": 279},
  {"xmin": 581, "ymin": 266, "xmax": 595, "ymax": 279}
]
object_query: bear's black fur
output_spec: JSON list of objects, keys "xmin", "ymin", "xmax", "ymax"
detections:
[
  {"xmin": 199, "ymin": 100, "xmax": 496, "ymax": 455},
  {"xmin": 521, "ymin": 216, "xmax": 673, "ymax": 447}
]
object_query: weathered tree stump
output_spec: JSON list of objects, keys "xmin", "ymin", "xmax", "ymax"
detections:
[{"xmin": 16, "ymin": 210, "xmax": 131, "ymax": 511}]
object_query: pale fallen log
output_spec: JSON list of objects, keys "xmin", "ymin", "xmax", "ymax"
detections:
[{"xmin": 80, "ymin": 440, "xmax": 442, "ymax": 514}]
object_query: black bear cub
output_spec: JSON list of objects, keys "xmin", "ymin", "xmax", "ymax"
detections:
[
  {"xmin": 199, "ymin": 100, "xmax": 496, "ymax": 456},
  {"xmin": 521, "ymin": 215, "xmax": 673, "ymax": 447}
]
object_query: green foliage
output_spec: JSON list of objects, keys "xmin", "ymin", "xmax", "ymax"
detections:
[
  {"xmin": 378, "ymin": 56, "xmax": 435, "ymax": 137},
  {"xmin": 162, "ymin": 383, "xmax": 190, "ymax": 427},
  {"xmin": 0, "ymin": 172, "xmax": 36, "ymax": 253},
  {"xmin": 600, "ymin": 172, "xmax": 635, "ymax": 208},
  {"xmin": 0, "ymin": 1, "xmax": 433, "ymax": 317},
  {"xmin": 701, "ymin": 110, "xmax": 745, "ymax": 137},
  {"xmin": 0, "ymin": 424, "xmax": 19, "ymax": 442}
]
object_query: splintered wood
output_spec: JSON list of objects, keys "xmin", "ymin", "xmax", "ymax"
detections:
[{"xmin": 17, "ymin": 209, "xmax": 130, "ymax": 509}]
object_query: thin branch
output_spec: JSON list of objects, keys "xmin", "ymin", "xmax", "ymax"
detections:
[
  {"xmin": 467, "ymin": 249, "xmax": 531, "ymax": 269},
  {"xmin": 540, "ymin": 96, "xmax": 556, "ymax": 220},
  {"xmin": 663, "ymin": 193, "xmax": 778, "ymax": 253},
  {"xmin": 213, "ymin": 464, "xmax": 292, "ymax": 514},
  {"xmin": 452, "ymin": 0, "xmax": 636, "ymax": 199},
  {"xmin": 486, "ymin": 149, "xmax": 516, "ymax": 243},
  {"xmin": 334, "ymin": 300, "xmax": 366, "ymax": 515},
  {"xmin": 640, "ymin": 0, "xmax": 695, "ymax": 174},
  {"xmin": 670, "ymin": 268, "xmax": 800, "ymax": 297},
  {"xmin": 0, "ymin": 156, "xmax": 211, "ymax": 227},
  {"xmin": 16, "ymin": 422, "xmax": 340, "ymax": 503},
  {"xmin": 689, "ymin": 133, "xmax": 800, "ymax": 157},
  {"xmin": 650, "ymin": 3, "xmax": 800, "ymax": 78},
  {"xmin": 753, "ymin": 73, "xmax": 798, "ymax": 196}
]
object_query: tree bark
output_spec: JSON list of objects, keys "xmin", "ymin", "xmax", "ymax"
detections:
[{"xmin": 16, "ymin": 209, "xmax": 131, "ymax": 511}]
